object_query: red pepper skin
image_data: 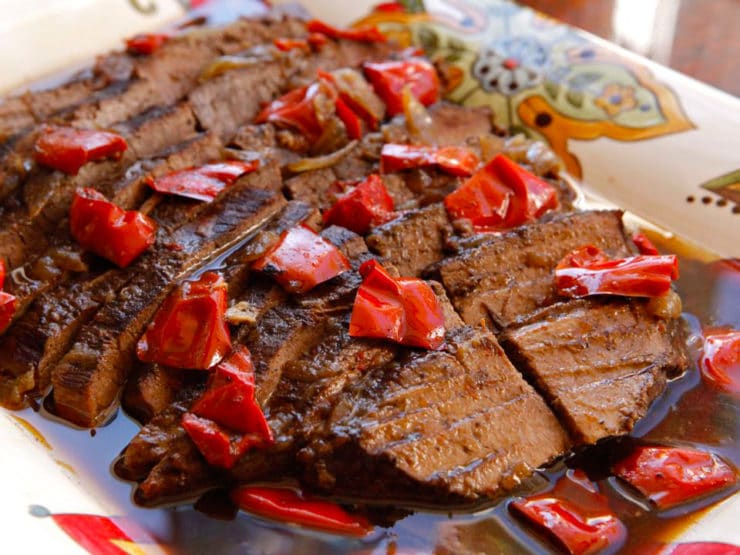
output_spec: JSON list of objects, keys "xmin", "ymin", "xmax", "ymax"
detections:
[
  {"xmin": 182, "ymin": 413, "xmax": 258, "ymax": 469},
  {"xmin": 444, "ymin": 153, "xmax": 558, "ymax": 231},
  {"xmin": 335, "ymin": 97, "xmax": 363, "ymax": 140},
  {"xmin": 701, "ymin": 330, "xmax": 740, "ymax": 393},
  {"xmin": 667, "ymin": 543, "xmax": 740, "ymax": 555},
  {"xmin": 632, "ymin": 232, "xmax": 660, "ymax": 255},
  {"xmin": 323, "ymin": 174, "xmax": 395, "ymax": 234},
  {"xmin": 0, "ymin": 291, "xmax": 17, "ymax": 334},
  {"xmin": 510, "ymin": 469, "xmax": 626, "ymax": 555},
  {"xmin": 191, "ymin": 346, "xmax": 273, "ymax": 441},
  {"xmin": 307, "ymin": 32, "xmax": 329, "ymax": 49},
  {"xmin": 255, "ymin": 79, "xmax": 336, "ymax": 142},
  {"xmin": 137, "ymin": 272, "xmax": 231, "ymax": 370},
  {"xmin": 0, "ymin": 259, "xmax": 5, "ymax": 287},
  {"xmin": 380, "ymin": 143, "xmax": 479, "ymax": 177},
  {"xmin": 613, "ymin": 446, "xmax": 736, "ymax": 509},
  {"xmin": 555, "ymin": 245, "xmax": 679, "ymax": 298},
  {"xmin": 125, "ymin": 33, "xmax": 169, "ymax": 55},
  {"xmin": 34, "ymin": 126, "xmax": 128, "ymax": 175},
  {"xmin": 252, "ymin": 226, "xmax": 350, "ymax": 294},
  {"xmin": 273, "ymin": 37, "xmax": 310, "ymax": 52},
  {"xmin": 231, "ymin": 486, "xmax": 372, "ymax": 536},
  {"xmin": 306, "ymin": 19, "xmax": 385, "ymax": 43},
  {"xmin": 374, "ymin": 2, "xmax": 406, "ymax": 12},
  {"xmin": 349, "ymin": 260, "xmax": 445, "ymax": 350},
  {"xmin": 147, "ymin": 160, "xmax": 259, "ymax": 202},
  {"xmin": 70, "ymin": 188, "xmax": 156, "ymax": 268},
  {"xmin": 363, "ymin": 59, "xmax": 440, "ymax": 116}
]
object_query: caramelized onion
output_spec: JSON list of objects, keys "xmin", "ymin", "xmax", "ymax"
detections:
[
  {"xmin": 647, "ymin": 289, "xmax": 683, "ymax": 319},
  {"xmin": 402, "ymin": 85, "xmax": 433, "ymax": 144},
  {"xmin": 225, "ymin": 301, "xmax": 260, "ymax": 325},
  {"xmin": 199, "ymin": 55, "xmax": 263, "ymax": 82},
  {"xmin": 330, "ymin": 68, "xmax": 385, "ymax": 123},
  {"xmin": 287, "ymin": 140, "xmax": 358, "ymax": 173}
]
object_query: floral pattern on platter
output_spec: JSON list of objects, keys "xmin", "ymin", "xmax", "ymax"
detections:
[
  {"xmin": 699, "ymin": 169, "xmax": 740, "ymax": 213},
  {"xmin": 354, "ymin": 0, "xmax": 694, "ymax": 178}
]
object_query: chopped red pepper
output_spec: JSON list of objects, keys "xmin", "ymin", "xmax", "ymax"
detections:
[
  {"xmin": 374, "ymin": 2, "xmax": 406, "ymax": 13},
  {"xmin": 555, "ymin": 245, "xmax": 679, "ymax": 298},
  {"xmin": 307, "ymin": 32, "xmax": 329, "ymax": 49},
  {"xmin": 349, "ymin": 260, "xmax": 445, "ymax": 349},
  {"xmin": 191, "ymin": 346, "xmax": 273, "ymax": 441},
  {"xmin": 306, "ymin": 19, "xmax": 385, "ymax": 43},
  {"xmin": 137, "ymin": 271, "xmax": 231, "ymax": 369},
  {"xmin": 273, "ymin": 37, "xmax": 310, "ymax": 52},
  {"xmin": 444, "ymin": 153, "xmax": 558, "ymax": 231},
  {"xmin": 70, "ymin": 188, "xmax": 157, "ymax": 268},
  {"xmin": 701, "ymin": 330, "xmax": 740, "ymax": 393},
  {"xmin": 252, "ymin": 226, "xmax": 350, "ymax": 294},
  {"xmin": 613, "ymin": 445, "xmax": 736, "ymax": 509},
  {"xmin": 125, "ymin": 33, "xmax": 169, "ymax": 55},
  {"xmin": 182, "ymin": 413, "xmax": 261, "ymax": 469},
  {"xmin": 632, "ymin": 232, "xmax": 660, "ymax": 255},
  {"xmin": 666, "ymin": 543, "xmax": 740, "ymax": 555},
  {"xmin": 147, "ymin": 160, "xmax": 259, "ymax": 202},
  {"xmin": 323, "ymin": 174, "xmax": 395, "ymax": 235},
  {"xmin": 34, "ymin": 126, "xmax": 128, "ymax": 175},
  {"xmin": 380, "ymin": 143, "xmax": 479, "ymax": 177},
  {"xmin": 363, "ymin": 59, "xmax": 440, "ymax": 116},
  {"xmin": 0, "ymin": 291, "xmax": 16, "ymax": 334},
  {"xmin": 231, "ymin": 486, "xmax": 372, "ymax": 536},
  {"xmin": 510, "ymin": 469, "xmax": 626, "ymax": 555},
  {"xmin": 255, "ymin": 77, "xmax": 337, "ymax": 142},
  {"xmin": 335, "ymin": 97, "xmax": 363, "ymax": 140},
  {"xmin": 0, "ymin": 260, "xmax": 15, "ymax": 333}
]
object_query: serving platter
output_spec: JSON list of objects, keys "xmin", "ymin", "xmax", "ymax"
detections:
[{"xmin": 0, "ymin": 0, "xmax": 738, "ymax": 553}]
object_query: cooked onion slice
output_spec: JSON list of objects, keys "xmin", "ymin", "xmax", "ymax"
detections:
[{"xmin": 287, "ymin": 139, "xmax": 358, "ymax": 173}]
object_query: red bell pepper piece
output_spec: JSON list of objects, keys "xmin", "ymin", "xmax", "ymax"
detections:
[
  {"xmin": 273, "ymin": 37, "xmax": 310, "ymax": 52},
  {"xmin": 555, "ymin": 245, "xmax": 679, "ymax": 298},
  {"xmin": 363, "ymin": 59, "xmax": 440, "ymax": 116},
  {"xmin": 255, "ymin": 78, "xmax": 337, "ymax": 142},
  {"xmin": 252, "ymin": 225, "xmax": 350, "ymax": 294},
  {"xmin": 510, "ymin": 469, "xmax": 626, "ymax": 555},
  {"xmin": 380, "ymin": 143, "xmax": 479, "ymax": 177},
  {"xmin": 374, "ymin": 2, "xmax": 406, "ymax": 13},
  {"xmin": 666, "ymin": 543, "xmax": 740, "ymax": 555},
  {"xmin": 613, "ymin": 445, "xmax": 736, "ymax": 509},
  {"xmin": 632, "ymin": 232, "xmax": 660, "ymax": 255},
  {"xmin": 125, "ymin": 33, "xmax": 169, "ymax": 55},
  {"xmin": 0, "ymin": 259, "xmax": 15, "ymax": 333},
  {"xmin": 335, "ymin": 97, "xmax": 363, "ymax": 140},
  {"xmin": 182, "ymin": 413, "xmax": 262, "ymax": 469},
  {"xmin": 307, "ymin": 32, "xmax": 329, "ymax": 49},
  {"xmin": 191, "ymin": 346, "xmax": 273, "ymax": 441},
  {"xmin": 306, "ymin": 19, "xmax": 385, "ymax": 43},
  {"xmin": 70, "ymin": 188, "xmax": 156, "ymax": 268},
  {"xmin": 34, "ymin": 126, "xmax": 127, "ymax": 175},
  {"xmin": 137, "ymin": 271, "xmax": 231, "ymax": 369},
  {"xmin": 231, "ymin": 486, "xmax": 372, "ymax": 536},
  {"xmin": 349, "ymin": 260, "xmax": 445, "ymax": 349},
  {"xmin": 0, "ymin": 291, "xmax": 16, "ymax": 334},
  {"xmin": 444, "ymin": 153, "xmax": 558, "ymax": 231},
  {"xmin": 323, "ymin": 174, "xmax": 395, "ymax": 234},
  {"xmin": 147, "ymin": 160, "xmax": 259, "ymax": 202},
  {"xmin": 701, "ymin": 330, "xmax": 740, "ymax": 393}
]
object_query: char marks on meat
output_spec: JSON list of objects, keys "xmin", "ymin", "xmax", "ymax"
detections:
[
  {"xmin": 500, "ymin": 299, "xmax": 688, "ymax": 444},
  {"xmin": 300, "ymin": 324, "xmax": 570, "ymax": 504}
]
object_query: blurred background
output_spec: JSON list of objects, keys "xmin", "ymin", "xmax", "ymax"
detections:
[{"xmin": 518, "ymin": 0, "xmax": 739, "ymax": 97}]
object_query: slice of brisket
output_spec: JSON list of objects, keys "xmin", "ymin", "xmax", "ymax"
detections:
[
  {"xmin": 299, "ymin": 325, "xmax": 570, "ymax": 505},
  {"xmin": 50, "ymin": 165, "xmax": 286, "ymax": 426},
  {"xmin": 500, "ymin": 299, "xmax": 688, "ymax": 444},
  {"xmin": 434, "ymin": 210, "xmax": 630, "ymax": 330}
]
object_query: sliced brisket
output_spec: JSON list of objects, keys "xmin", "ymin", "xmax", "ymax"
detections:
[
  {"xmin": 434, "ymin": 210, "xmax": 630, "ymax": 330},
  {"xmin": 300, "ymin": 325, "xmax": 570, "ymax": 504},
  {"xmin": 500, "ymin": 299, "xmax": 688, "ymax": 444}
]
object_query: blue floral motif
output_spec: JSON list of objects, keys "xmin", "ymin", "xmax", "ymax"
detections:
[{"xmin": 472, "ymin": 36, "xmax": 548, "ymax": 95}]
